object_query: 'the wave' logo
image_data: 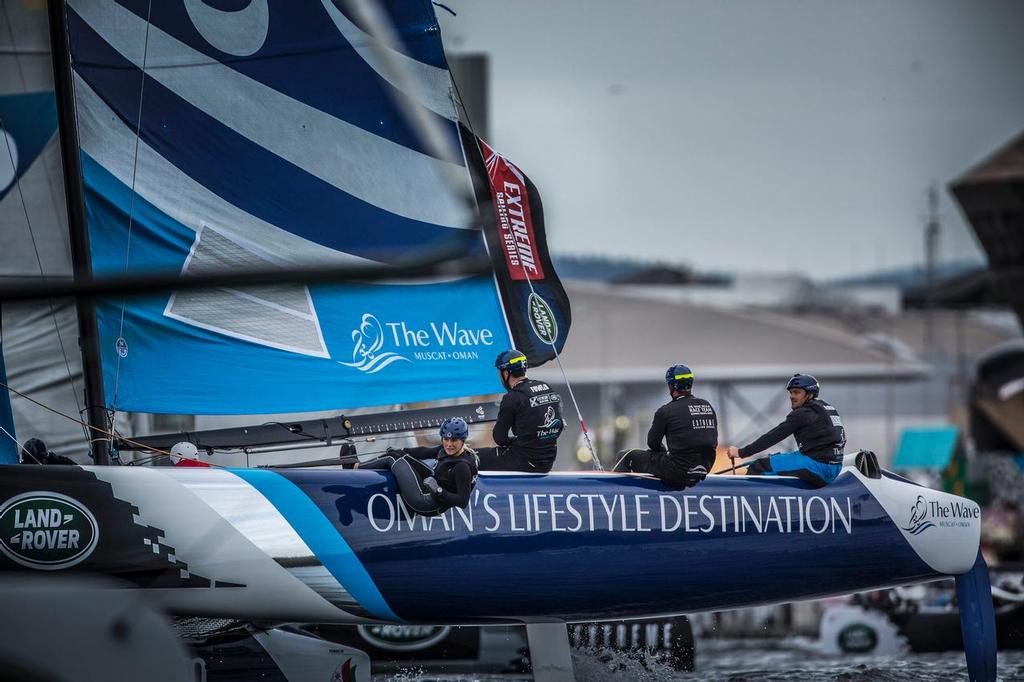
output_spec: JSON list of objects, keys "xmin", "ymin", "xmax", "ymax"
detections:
[
  {"xmin": 537, "ymin": 405, "xmax": 563, "ymax": 441},
  {"xmin": 338, "ymin": 313, "xmax": 496, "ymax": 371},
  {"xmin": 542, "ymin": 406, "xmax": 558, "ymax": 428},
  {"xmin": 338, "ymin": 313, "xmax": 411, "ymax": 374},
  {"xmin": 902, "ymin": 495, "xmax": 935, "ymax": 535}
]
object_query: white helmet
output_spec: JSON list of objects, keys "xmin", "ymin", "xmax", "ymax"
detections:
[{"xmin": 170, "ymin": 441, "xmax": 199, "ymax": 460}]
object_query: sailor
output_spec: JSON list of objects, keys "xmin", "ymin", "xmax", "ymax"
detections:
[
  {"xmin": 727, "ymin": 373, "xmax": 846, "ymax": 487},
  {"xmin": 19, "ymin": 437, "xmax": 75, "ymax": 465},
  {"xmin": 393, "ymin": 417, "xmax": 479, "ymax": 510},
  {"xmin": 170, "ymin": 441, "xmax": 211, "ymax": 467},
  {"xmin": 475, "ymin": 349, "xmax": 564, "ymax": 473},
  {"xmin": 366, "ymin": 418, "xmax": 479, "ymax": 513},
  {"xmin": 613, "ymin": 365, "xmax": 717, "ymax": 489}
]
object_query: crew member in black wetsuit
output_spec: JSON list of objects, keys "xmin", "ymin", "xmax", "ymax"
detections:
[
  {"xmin": 20, "ymin": 438, "xmax": 75, "ymax": 465},
  {"xmin": 370, "ymin": 417, "xmax": 479, "ymax": 512},
  {"xmin": 613, "ymin": 365, "xmax": 717, "ymax": 489},
  {"xmin": 475, "ymin": 349, "xmax": 563, "ymax": 473},
  {"xmin": 727, "ymin": 374, "xmax": 846, "ymax": 488}
]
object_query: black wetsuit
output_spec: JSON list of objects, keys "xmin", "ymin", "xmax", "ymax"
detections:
[
  {"xmin": 370, "ymin": 446, "xmax": 479, "ymax": 510},
  {"xmin": 740, "ymin": 399, "xmax": 846, "ymax": 487},
  {"xmin": 22, "ymin": 452, "xmax": 76, "ymax": 465},
  {"xmin": 403, "ymin": 446, "xmax": 479, "ymax": 509},
  {"xmin": 477, "ymin": 379, "xmax": 564, "ymax": 473},
  {"xmin": 431, "ymin": 451, "xmax": 479, "ymax": 509},
  {"xmin": 739, "ymin": 399, "xmax": 846, "ymax": 463},
  {"xmin": 616, "ymin": 394, "xmax": 718, "ymax": 489}
]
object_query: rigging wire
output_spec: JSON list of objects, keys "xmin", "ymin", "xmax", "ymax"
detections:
[
  {"xmin": 111, "ymin": 0, "xmax": 153, "ymax": 410},
  {"xmin": 0, "ymin": 424, "xmax": 29, "ymax": 462},
  {"xmin": 0, "ymin": 378, "xmax": 457, "ymax": 467},
  {"xmin": 0, "ymin": 4, "xmax": 90, "ymax": 445},
  {"xmin": 449, "ymin": 75, "xmax": 602, "ymax": 470},
  {"xmin": 2, "ymin": 3, "xmax": 76, "ymax": 273},
  {"xmin": 0, "ymin": 378, "xmax": 226, "ymax": 466}
]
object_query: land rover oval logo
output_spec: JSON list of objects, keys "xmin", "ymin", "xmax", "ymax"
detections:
[
  {"xmin": 837, "ymin": 623, "xmax": 878, "ymax": 653},
  {"xmin": 527, "ymin": 293, "xmax": 558, "ymax": 345},
  {"xmin": 0, "ymin": 492, "xmax": 99, "ymax": 570},
  {"xmin": 356, "ymin": 624, "xmax": 451, "ymax": 651}
]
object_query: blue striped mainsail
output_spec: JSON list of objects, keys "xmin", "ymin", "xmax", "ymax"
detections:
[{"xmin": 62, "ymin": 0, "xmax": 516, "ymax": 413}]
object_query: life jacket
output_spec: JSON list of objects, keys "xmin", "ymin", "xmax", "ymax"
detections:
[
  {"xmin": 796, "ymin": 399, "xmax": 847, "ymax": 463},
  {"xmin": 510, "ymin": 379, "xmax": 564, "ymax": 450}
]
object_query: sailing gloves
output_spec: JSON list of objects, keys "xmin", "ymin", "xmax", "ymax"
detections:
[{"xmin": 423, "ymin": 476, "xmax": 444, "ymax": 497}]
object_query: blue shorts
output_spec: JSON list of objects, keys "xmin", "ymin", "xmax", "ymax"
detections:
[{"xmin": 747, "ymin": 451, "xmax": 841, "ymax": 487}]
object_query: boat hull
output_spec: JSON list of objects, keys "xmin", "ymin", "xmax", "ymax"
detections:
[{"xmin": 0, "ymin": 465, "xmax": 981, "ymax": 624}]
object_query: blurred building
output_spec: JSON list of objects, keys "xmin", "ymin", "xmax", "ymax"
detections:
[{"xmin": 536, "ymin": 276, "xmax": 1018, "ymax": 471}]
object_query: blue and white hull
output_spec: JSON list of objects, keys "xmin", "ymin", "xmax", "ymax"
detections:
[{"xmin": 0, "ymin": 464, "xmax": 981, "ymax": 624}]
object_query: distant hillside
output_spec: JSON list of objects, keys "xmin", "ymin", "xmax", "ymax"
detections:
[
  {"xmin": 552, "ymin": 254, "xmax": 730, "ymax": 285},
  {"xmin": 829, "ymin": 260, "xmax": 984, "ymax": 289},
  {"xmin": 552, "ymin": 254, "xmax": 986, "ymax": 292}
]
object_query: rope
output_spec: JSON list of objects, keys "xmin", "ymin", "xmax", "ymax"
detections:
[
  {"xmin": 2, "ymin": 2, "xmax": 73, "ymax": 272},
  {"xmin": 519, "ymin": 276, "xmax": 601, "ymax": 470},
  {"xmin": 0, "ymin": 8, "xmax": 89, "ymax": 443},
  {"xmin": 0, "ymin": 424, "xmax": 33, "ymax": 463},
  {"xmin": 0, "ymin": 378, "xmax": 218, "ymax": 467},
  {"xmin": 111, "ymin": 0, "xmax": 154, "ymax": 408},
  {"xmin": 450, "ymin": 78, "xmax": 601, "ymax": 470},
  {"xmin": 0, "ymin": 129, "xmax": 89, "ymax": 444}
]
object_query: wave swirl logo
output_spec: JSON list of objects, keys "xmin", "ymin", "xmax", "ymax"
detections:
[
  {"xmin": 338, "ymin": 313, "xmax": 410, "ymax": 374},
  {"xmin": 901, "ymin": 495, "xmax": 935, "ymax": 535}
]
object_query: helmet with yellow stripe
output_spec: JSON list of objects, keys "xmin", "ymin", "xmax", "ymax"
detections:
[
  {"xmin": 665, "ymin": 364, "xmax": 694, "ymax": 392},
  {"xmin": 495, "ymin": 349, "xmax": 529, "ymax": 376}
]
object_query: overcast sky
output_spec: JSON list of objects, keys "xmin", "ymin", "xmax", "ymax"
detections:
[{"xmin": 438, "ymin": 1, "xmax": 1024, "ymax": 279}]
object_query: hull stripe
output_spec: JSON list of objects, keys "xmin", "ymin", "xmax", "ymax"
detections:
[{"xmin": 230, "ymin": 468, "xmax": 400, "ymax": 621}]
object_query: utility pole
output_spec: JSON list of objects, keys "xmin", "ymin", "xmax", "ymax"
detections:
[{"xmin": 924, "ymin": 185, "xmax": 940, "ymax": 362}]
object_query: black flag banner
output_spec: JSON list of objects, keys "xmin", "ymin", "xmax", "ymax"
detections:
[{"xmin": 461, "ymin": 126, "xmax": 572, "ymax": 367}]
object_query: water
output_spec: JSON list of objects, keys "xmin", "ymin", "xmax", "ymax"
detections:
[{"xmin": 374, "ymin": 639, "xmax": 1024, "ymax": 681}]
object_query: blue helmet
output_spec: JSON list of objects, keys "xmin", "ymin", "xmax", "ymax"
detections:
[
  {"xmin": 439, "ymin": 417, "xmax": 469, "ymax": 441},
  {"xmin": 786, "ymin": 373, "xmax": 820, "ymax": 397},
  {"xmin": 665, "ymin": 364, "xmax": 694, "ymax": 391},
  {"xmin": 495, "ymin": 349, "xmax": 528, "ymax": 376}
]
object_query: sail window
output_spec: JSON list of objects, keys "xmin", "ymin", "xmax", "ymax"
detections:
[{"xmin": 164, "ymin": 225, "xmax": 329, "ymax": 358}]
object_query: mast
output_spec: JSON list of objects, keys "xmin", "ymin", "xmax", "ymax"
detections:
[{"xmin": 46, "ymin": 1, "xmax": 110, "ymax": 464}]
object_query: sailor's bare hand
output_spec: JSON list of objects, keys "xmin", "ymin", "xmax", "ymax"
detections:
[{"xmin": 727, "ymin": 446, "xmax": 740, "ymax": 460}]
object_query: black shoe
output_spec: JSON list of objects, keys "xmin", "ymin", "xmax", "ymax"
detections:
[{"xmin": 686, "ymin": 465, "xmax": 708, "ymax": 485}]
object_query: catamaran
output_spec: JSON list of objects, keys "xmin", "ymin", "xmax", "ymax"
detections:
[{"xmin": 0, "ymin": 1, "xmax": 996, "ymax": 680}]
